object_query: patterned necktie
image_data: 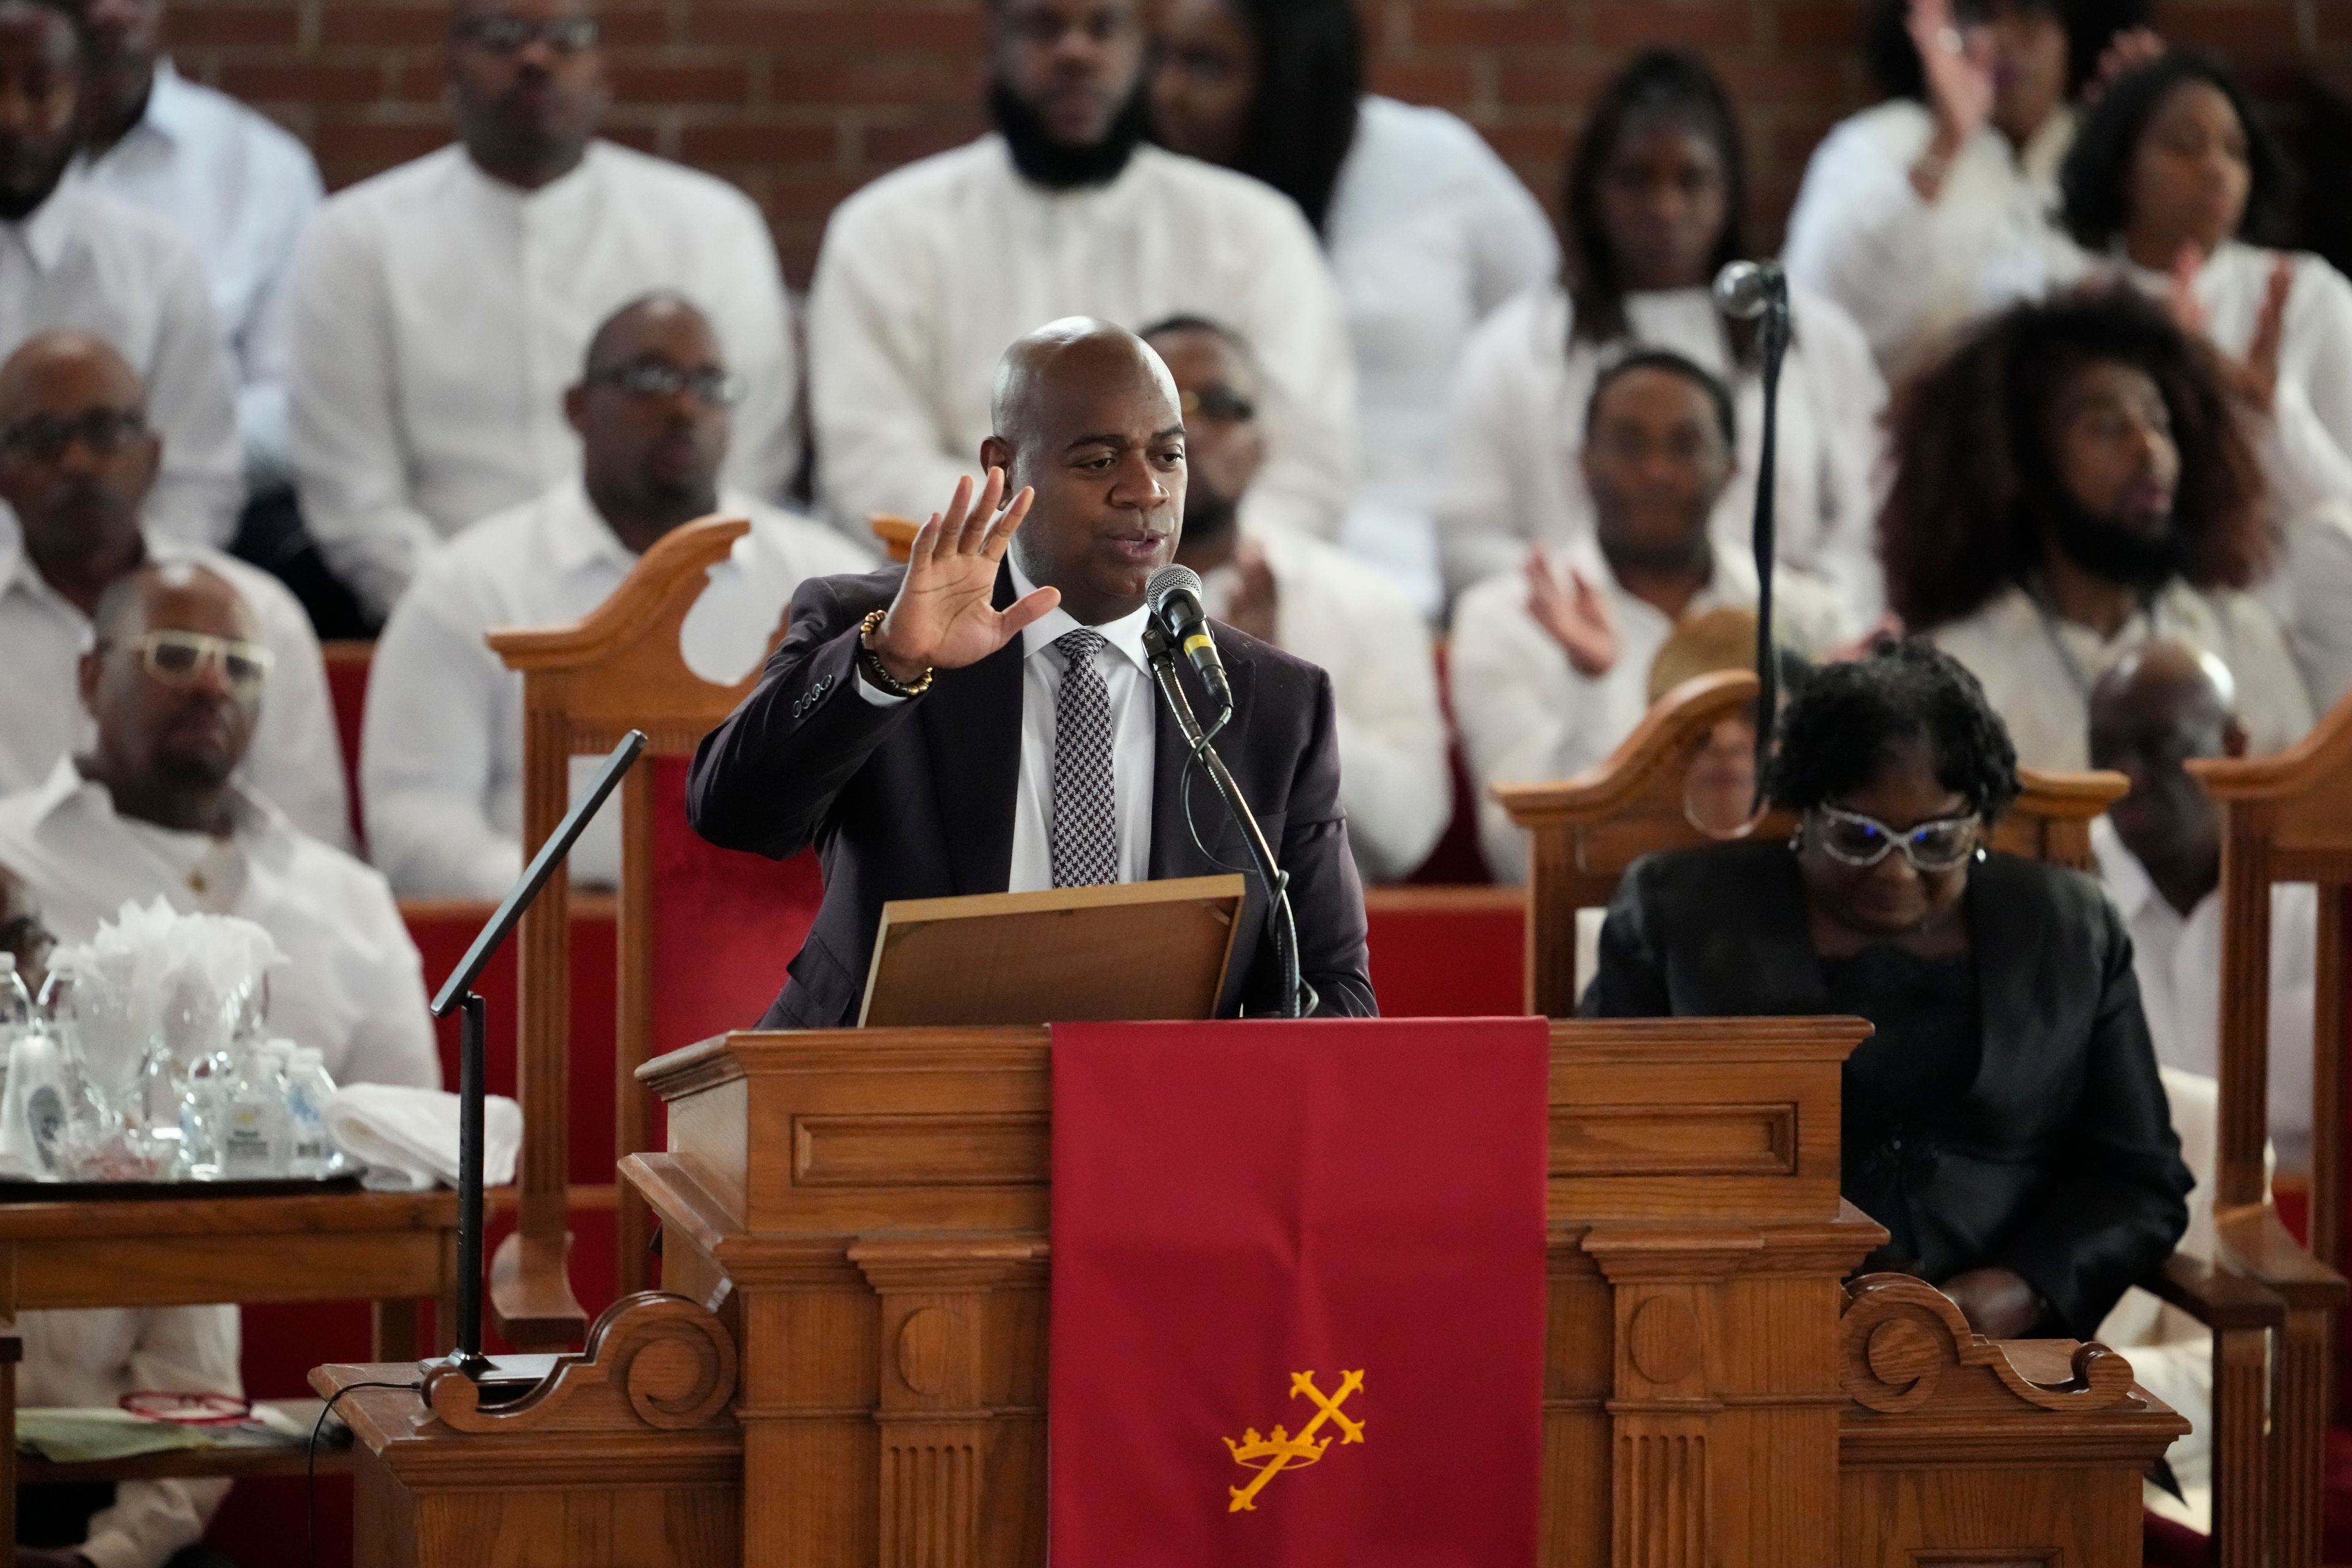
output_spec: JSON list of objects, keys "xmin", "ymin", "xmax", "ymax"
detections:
[{"xmin": 1050, "ymin": 628, "xmax": 1118, "ymax": 888}]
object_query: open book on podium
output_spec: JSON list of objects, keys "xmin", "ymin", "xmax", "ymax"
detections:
[{"xmin": 856, "ymin": 872, "xmax": 1246, "ymax": 1027}]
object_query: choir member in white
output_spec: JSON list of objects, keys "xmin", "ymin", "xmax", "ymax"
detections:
[
  {"xmin": 361, "ymin": 294, "xmax": 872, "ymax": 900},
  {"xmin": 1145, "ymin": 0, "xmax": 1557, "ymax": 612},
  {"xmin": 0, "ymin": 334, "xmax": 346, "ymax": 847},
  {"xmin": 284, "ymin": 0, "xmax": 801, "ymax": 620},
  {"xmin": 1434, "ymin": 50, "xmax": 1885, "ymax": 619},
  {"xmin": 1783, "ymin": 0, "xmax": 2151, "ymax": 377},
  {"xmin": 805, "ymin": 0, "xmax": 1356, "ymax": 548},
  {"xmin": 0, "ymin": 561, "xmax": 440, "ymax": 1090},
  {"xmin": 1880, "ymin": 288, "xmax": 2312, "ymax": 771},
  {"xmin": 1144, "ymin": 316, "xmax": 1449, "ymax": 882},
  {"xmin": 0, "ymin": 0, "xmax": 238, "ymax": 549},
  {"xmin": 1450, "ymin": 351, "xmax": 1849, "ymax": 882},
  {"xmin": 72, "ymin": 0, "xmax": 323, "ymax": 492}
]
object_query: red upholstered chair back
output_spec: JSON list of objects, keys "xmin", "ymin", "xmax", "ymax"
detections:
[
  {"xmin": 484, "ymin": 516, "xmax": 815, "ymax": 1346},
  {"xmin": 321, "ymin": 640, "xmax": 372, "ymax": 850}
]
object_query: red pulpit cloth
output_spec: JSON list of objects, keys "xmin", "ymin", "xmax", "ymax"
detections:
[{"xmin": 1049, "ymin": 1019, "xmax": 1550, "ymax": 1565}]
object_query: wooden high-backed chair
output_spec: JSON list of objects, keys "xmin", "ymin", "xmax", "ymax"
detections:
[
  {"xmin": 1498, "ymin": 668, "xmax": 2301, "ymax": 1568},
  {"xmin": 2192, "ymin": 690, "xmax": 2352, "ymax": 1568},
  {"xmin": 484, "ymin": 517, "xmax": 824, "ymax": 1349}
]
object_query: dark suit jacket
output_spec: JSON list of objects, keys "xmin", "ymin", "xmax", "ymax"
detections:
[
  {"xmin": 1580, "ymin": 839, "xmax": 2191, "ymax": 1339},
  {"xmin": 687, "ymin": 564, "xmax": 1377, "ymax": 1028}
]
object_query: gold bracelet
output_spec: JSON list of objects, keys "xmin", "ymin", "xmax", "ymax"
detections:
[{"xmin": 858, "ymin": 607, "xmax": 935, "ymax": 697}]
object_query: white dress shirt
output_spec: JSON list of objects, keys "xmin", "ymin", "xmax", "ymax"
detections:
[
  {"xmin": 75, "ymin": 60, "xmax": 324, "ymax": 488},
  {"xmin": 806, "ymin": 136, "xmax": 1357, "ymax": 543},
  {"xmin": 1431, "ymin": 280, "xmax": 1888, "ymax": 619},
  {"xmin": 1322, "ymin": 96, "xmax": 1558, "ymax": 613},
  {"xmin": 0, "ymin": 529, "xmax": 349, "ymax": 848},
  {"xmin": 286, "ymin": 141, "xmax": 802, "ymax": 618},
  {"xmin": 1197, "ymin": 527, "xmax": 1449, "ymax": 881},
  {"xmin": 2093, "ymin": 816, "xmax": 2316, "ymax": 1170},
  {"xmin": 15, "ymin": 1303, "xmax": 240, "ymax": 1568},
  {"xmin": 1926, "ymin": 581, "xmax": 2315, "ymax": 770},
  {"xmin": 1783, "ymin": 99, "xmax": 2075, "ymax": 376},
  {"xmin": 0, "ymin": 758, "xmax": 440, "ymax": 1090},
  {"xmin": 0, "ymin": 179, "xmax": 241, "ymax": 547},
  {"xmin": 1449, "ymin": 533, "xmax": 1851, "ymax": 882},
  {"xmin": 363, "ymin": 480, "xmax": 873, "ymax": 899},
  {"xmin": 852, "ymin": 556, "xmax": 1156, "ymax": 891}
]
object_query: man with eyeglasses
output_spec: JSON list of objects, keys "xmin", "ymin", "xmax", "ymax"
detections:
[
  {"xmin": 0, "ymin": 0, "xmax": 239, "ymax": 550},
  {"xmin": 1141, "ymin": 315, "xmax": 1447, "ymax": 883},
  {"xmin": 359, "ymin": 293, "xmax": 869, "ymax": 899},
  {"xmin": 1448, "ymin": 350, "xmax": 1851, "ymax": 883},
  {"xmin": 0, "ymin": 331, "xmax": 349, "ymax": 848},
  {"xmin": 282, "ymin": 0, "xmax": 799, "ymax": 624},
  {"xmin": 806, "ymin": 0, "xmax": 1354, "ymax": 548}
]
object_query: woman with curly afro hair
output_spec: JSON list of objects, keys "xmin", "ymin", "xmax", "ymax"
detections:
[
  {"xmin": 1583, "ymin": 636, "xmax": 2192, "ymax": 1349},
  {"xmin": 1879, "ymin": 287, "xmax": 2313, "ymax": 768}
]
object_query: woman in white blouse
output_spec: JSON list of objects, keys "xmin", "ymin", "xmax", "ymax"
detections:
[
  {"xmin": 1782, "ymin": 0, "xmax": 2152, "ymax": 377},
  {"xmin": 1146, "ymin": 0, "xmax": 1558, "ymax": 613},
  {"xmin": 2037, "ymin": 53, "xmax": 2352, "ymax": 706},
  {"xmin": 1432, "ymin": 50, "xmax": 1887, "ymax": 620}
]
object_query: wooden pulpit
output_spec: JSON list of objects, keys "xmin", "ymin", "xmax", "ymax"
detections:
[{"xmin": 321, "ymin": 1019, "xmax": 2184, "ymax": 1566}]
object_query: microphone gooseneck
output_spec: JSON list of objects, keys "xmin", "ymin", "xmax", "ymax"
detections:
[
  {"xmin": 1145, "ymin": 564, "xmax": 1234, "ymax": 723},
  {"xmin": 1711, "ymin": 259, "xmax": 1793, "ymax": 806}
]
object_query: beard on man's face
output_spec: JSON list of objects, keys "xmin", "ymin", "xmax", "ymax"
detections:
[
  {"xmin": 1180, "ymin": 480, "xmax": 1241, "ymax": 545},
  {"xmin": 2040, "ymin": 489, "xmax": 2187, "ymax": 592},
  {"xmin": 989, "ymin": 79, "xmax": 1148, "ymax": 190}
]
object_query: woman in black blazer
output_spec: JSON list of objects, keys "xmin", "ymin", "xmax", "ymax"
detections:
[{"xmin": 1583, "ymin": 640, "xmax": 2190, "ymax": 1341}]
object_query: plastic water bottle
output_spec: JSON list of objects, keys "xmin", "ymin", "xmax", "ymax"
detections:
[
  {"xmin": 0, "ymin": 956, "xmax": 62, "ymax": 1177},
  {"xmin": 284, "ymin": 1047, "xmax": 337, "ymax": 1178},
  {"xmin": 216, "ymin": 1037, "xmax": 292, "ymax": 1178}
]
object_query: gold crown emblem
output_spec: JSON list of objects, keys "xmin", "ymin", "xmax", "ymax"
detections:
[{"xmin": 1223, "ymin": 1370, "xmax": 1365, "ymax": 1513}]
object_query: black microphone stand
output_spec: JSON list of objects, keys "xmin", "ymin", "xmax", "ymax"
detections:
[
  {"xmin": 1747, "ymin": 285, "xmax": 1793, "ymax": 810},
  {"xmin": 424, "ymin": 729, "xmax": 647, "ymax": 1386},
  {"xmin": 1142, "ymin": 622, "xmax": 1309, "ymax": 1019}
]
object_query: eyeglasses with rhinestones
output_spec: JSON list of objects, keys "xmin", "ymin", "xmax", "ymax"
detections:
[
  {"xmin": 0, "ymin": 408, "xmax": 148, "ymax": 463},
  {"xmin": 1806, "ymin": 804, "xmax": 1981, "ymax": 873},
  {"xmin": 453, "ymin": 13, "xmax": 600, "ymax": 53},
  {"xmin": 589, "ymin": 360, "xmax": 744, "ymax": 408},
  {"xmin": 106, "ymin": 630, "xmax": 276, "ymax": 701}
]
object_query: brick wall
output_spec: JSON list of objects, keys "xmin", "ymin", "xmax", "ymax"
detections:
[{"xmin": 165, "ymin": 0, "xmax": 2346, "ymax": 287}]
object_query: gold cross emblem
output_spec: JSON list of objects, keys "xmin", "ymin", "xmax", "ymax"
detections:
[{"xmin": 1222, "ymin": 1370, "xmax": 1365, "ymax": 1512}]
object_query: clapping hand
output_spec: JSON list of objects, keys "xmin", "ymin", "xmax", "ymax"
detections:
[
  {"xmin": 867, "ymin": 470, "xmax": 1058, "ymax": 682},
  {"xmin": 1224, "ymin": 541, "xmax": 1281, "ymax": 644},
  {"xmin": 2166, "ymin": 244, "xmax": 2291, "ymax": 414},
  {"xmin": 1907, "ymin": 0, "xmax": 1994, "ymax": 149},
  {"xmin": 2084, "ymin": 27, "xmax": 2166, "ymax": 103},
  {"xmin": 1525, "ymin": 547, "xmax": 1618, "ymax": 679}
]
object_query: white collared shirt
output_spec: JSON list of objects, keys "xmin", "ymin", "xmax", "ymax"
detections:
[
  {"xmin": 286, "ymin": 141, "xmax": 802, "ymax": 618},
  {"xmin": 1928, "ymin": 582, "xmax": 2315, "ymax": 770},
  {"xmin": 853, "ymin": 556, "xmax": 1158, "ymax": 891},
  {"xmin": 2092, "ymin": 817, "xmax": 2316, "ymax": 1170},
  {"xmin": 1449, "ymin": 533, "xmax": 1850, "ymax": 883},
  {"xmin": 0, "ymin": 758, "xmax": 440, "ymax": 1091},
  {"xmin": 807, "ymin": 136, "xmax": 1357, "ymax": 544},
  {"xmin": 0, "ymin": 179, "xmax": 241, "ymax": 547},
  {"xmin": 1196, "ymin": 526, "xmax": 1449, "ymax": 881},
  {"xmin": 1782, "ymin": 99, "xmax": 2075, "ymax": 377},
  {"xmin": 15, "ymin": 1303, "xmax": 241, "ymax": 1568},
  {"xmin": 0, "ymin": 530, "xmax": 350, "ymax": 849},
  {"xmin": 1431, "ymin": 278, "xmax": 1888, "ymax": 619},
  {"xmin": 75, "ymin": 60, "xmax": 325, "ymax": 488},
  {"xmin": 1323, "ymin": 96, "xmax": 1558, "ymax": 612},
  {"xmin": 362, "ymin": 480, "xmax": 874, "ymax": 899}
]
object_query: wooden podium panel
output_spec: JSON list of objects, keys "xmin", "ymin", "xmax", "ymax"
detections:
[{"xmin": 322, "ymin": 1021, "xmax": 2183, "ymax": 1568}]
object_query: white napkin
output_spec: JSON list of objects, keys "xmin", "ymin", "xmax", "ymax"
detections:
[{"xmin": 323, "ymin": 1085, "xmax": 521, "ymax": 1192}]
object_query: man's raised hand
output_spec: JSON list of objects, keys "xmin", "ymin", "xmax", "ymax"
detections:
[{"xmin": 867, "ymin": 470, "xmax": 1060, "ymax": 682}]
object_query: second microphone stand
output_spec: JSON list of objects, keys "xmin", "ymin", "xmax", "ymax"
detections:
[
  {"xmin": 1141, "ymin": 621, "xmax": 1309, "ymax": 1019},
  {"xmin": 1747, "ymin": 288, "xmax": 1793, "ymax": 808}
]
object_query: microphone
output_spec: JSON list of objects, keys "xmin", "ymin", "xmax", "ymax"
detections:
[
  {"xmin": 1145, "ymin": 564, "xmax": 1234, "ymax": 715},
  {"xmin": 1713, "ymin": 259, "xmax": 1787, "ymax": 322}
]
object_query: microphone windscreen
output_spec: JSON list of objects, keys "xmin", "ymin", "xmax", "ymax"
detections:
[
  {"xmin": 1147, "ymin": 563, "xmax": 1204, "ymax": 619},
  {"xmin": 1713, "ymin": 259, "xmax": 1776, "ymax": 322}
]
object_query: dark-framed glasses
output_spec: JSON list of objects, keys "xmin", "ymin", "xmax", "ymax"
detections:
[
  {"xmin": 0, "ymin": 408, "xmax": 146, "ymax": 462},
  {"xmin": 1179, "ymin": 385, "xmax": 1256, "ymax": 424},
  {"xmin": 592, "ymin": 361, "xmax": 743, "ymax": 408},
  {"xmin": 454, "ymin": 13, "xmax": 601, "ymax": 53},
  {"xmin": 118, "ymin": 630, "xmax": 275, "ymax": 699},
  {"xmin": 1808, "ymin": 805, "xmax": 1981, "ymax": 872}
]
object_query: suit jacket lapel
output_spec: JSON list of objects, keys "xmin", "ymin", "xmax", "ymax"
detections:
[
  {"xmin": 921, "ymin": 564, "xmax": 1024, "ymax": 895},
  {"xmin": 1966, "ymin": 854, "xmax": 2049, "ymax": 1098}
]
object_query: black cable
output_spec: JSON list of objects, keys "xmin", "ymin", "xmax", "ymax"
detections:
[
  {"xmin": 309, "ymin": 1379, "xmax": 419, "ymax": 1568},
  {"xmin": 1175, "ymin": 722, "xmax": 1317, "ymax": 1019}
]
